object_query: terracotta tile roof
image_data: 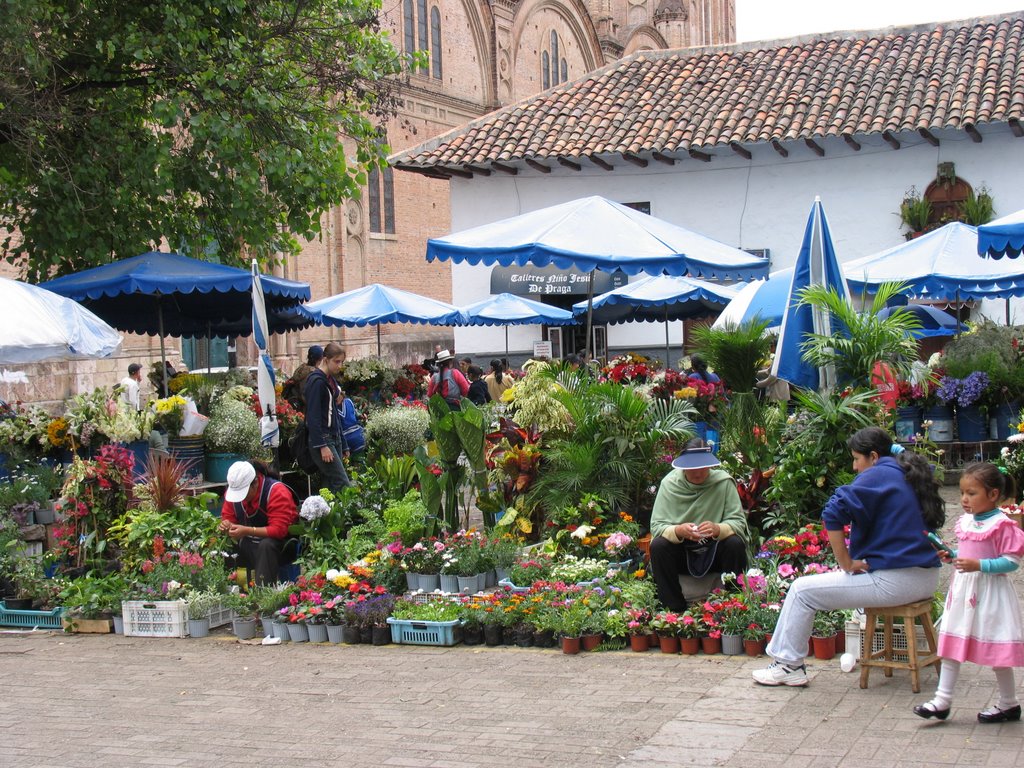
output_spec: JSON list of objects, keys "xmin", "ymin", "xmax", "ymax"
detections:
[{"xmin": 393, "ymin": 13, "xmax": 1024, "ymax": 176}]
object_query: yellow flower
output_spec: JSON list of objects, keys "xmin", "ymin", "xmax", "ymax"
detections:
[
  {"xmin": 501, "ymin": 385, "xmax": 518, "ymax": 403},
  {"xmin": 674, "ymin": 387, "xmax": 698, "ymax": 399}
]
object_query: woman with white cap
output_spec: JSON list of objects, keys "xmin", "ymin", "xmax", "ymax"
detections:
[
  {"xmin": 649, "ymin": 438, "xmax": 750, "ymax": 613},
  {"xmin": 218, "ymin": 460, "xmax": 299, "ymax": 585}
]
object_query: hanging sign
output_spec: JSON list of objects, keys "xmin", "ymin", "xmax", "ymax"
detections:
[{"xmin": 490, "ymin": 266, "xmax": 626, "ymax": 296}]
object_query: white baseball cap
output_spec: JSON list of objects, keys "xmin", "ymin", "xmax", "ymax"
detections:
[{"xmin": 224, "ymin": 461, "xmax": 256, "ymax": 503}]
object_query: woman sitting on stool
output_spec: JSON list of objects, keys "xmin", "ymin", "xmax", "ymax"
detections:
[
  {"xmin": 219, "ymin": 460, "xmax": 299, "ymax": 585},
  {"xmin": 649, "ymin": 438, "xmax": 749, "ymax": 612}
]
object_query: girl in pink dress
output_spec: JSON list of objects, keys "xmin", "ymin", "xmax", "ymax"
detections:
[{"xmin": 914, "ymin": 462, "xmax": 1024, "ymax": 723}]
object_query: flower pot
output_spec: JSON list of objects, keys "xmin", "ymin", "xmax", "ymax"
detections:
[
  {"xmin": 835, "ymin": 631, "xmax": 846, "ymax": 654},
  {"xmin": 273, "ymin": 621, "xmax": 290, "ymax": 642},
  {"xmin": 956, "ymin": 405, "xmax": 987, "ymax": 442},
  {"xmin": 204, "ymin": 452, "xmax": 245, "ymax": 484},
  {"xmin": 680, "ymin": 637, "xmax": 700, "ymax": 655},
  {"xmin": 659, "ymin": 635, "xmax": 680, "ymax": 654},
  {"xmin": 561, "ymin": 636, "xmax": 581, "ymax": 655},
  {"xmin": 232, "ymin": 617, "xmax": 258, "ymax": 640},
  {"xmin": 494, "ymin": 567, "xmax": 509, "ymax": 583},
  {"xmin": 700, "ymin": 636, "xmax": 722, "ymax": 655},
  {"xmin": 261, "ymin": 615, "xmax": 276, "ymax": 636},
  {"xmin": 119, "ymin": 440, "xmax": 150, "ymax": 480},
  {"xmin": 188, "ymin": 618, "xmax": 211, "ymax": 638},
  {"xmin": 417, "ymin": 573, "xmax": 440, "ymax": 592},
  {"xmin": 533, "ymin": 629, "xmax": 555, "ymax": 648},
  {"xmin": 286, "ymin": 622, "xmax": 309, "ymax": 643},
  {"xmin": 463, "ymin": 626, "xmax": 483, "ymax": 646},
  {"xmin": 647, "ymin": 632, "xmax": 659, "ymax": 649},
  {"xmin": 371, "ymin": 625, "xmax": 391, "ymax": 645},
  {"xmin": 485, "ymin": 569, "xmax": 496, "ymax": 588},
  {"xmin": 307, "ymin": 623, "xmax": 329, "ymax": 643},
  {"xmin": 167, "ymin": 436, "xmax": 205, "ymax": 480},
  {"xmin": 359, "ymin": 626, "xmax": 373, "ymax": 644},
  {"xmin": 33, "ymin": 501, "xmax": 58, "ymax": 525},
  {"xmin": 439, "ymin": 574, "xmax": 459, "ymax": 594},
  {"xmin": 581, "ymin": 633, "xmax": 603, "ymax": 652},
  {"xmin": 812, "ymin": 634, "xmax": 837, "ymax": 660},
  {"xmin": 923, "ymin": 406, "xmax": 954, "ymax": 442},
  {"xmin": 721, "ymin": 634, "xmax": 743, "ymax": 656},
  {"xmin": 326, "ymin": 624, "xmax": 344, "ymax": 644},
  {"xmin": 630, "ymin": 634, "xmax": 649, "ymax": 652},
  {"xmin": 475, "ymin": 572, "xmax": 489, "ymax": 593},
  {"xmin": 744, "ymin": 638, "xmax": 764, "ymax": 657},
  {"xmin": 894, "ymin": 406, "xmax": 922, "ymax": 441},
  {"xmin": 457, "ymin": 575, "xmax": 477, "ymax": 593},
  {"xmin": 514, "ymin": 627, "xmax": 534, "ymax": 648},
  {"xmin": 112, "ymin": 615, "xmax": 124, "ymax": 635},
  {"xmin": 483, "ymin": 624, "xmax": 503, "ymax": 646},
  {"xmin": 405, "ymin": 572, "xmax": 418, "ymax": 592},
  {"xmin": 993, "ymin": 401, "xmax": 1020, "ymax": 440},
  {"xmin": 341, "ymin": 625, "xmax": 361, "ymax": 644}
]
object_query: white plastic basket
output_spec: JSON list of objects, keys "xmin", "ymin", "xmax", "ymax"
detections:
[
  {"xmin": 844, "ymin": 620, "xmax": 931, "ymax": 660},
  {"xmin": 203, "ymin": 601, "xmax": 235, "ymax": 629},
  {"xmin": 123, "ymin": 600, "xmax": 188, "ymax": 638}
]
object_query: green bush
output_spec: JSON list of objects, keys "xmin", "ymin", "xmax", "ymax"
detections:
[
  {"xmin": 204, "ymin": 395, "xmax": 261, "ymax": 455},
  {"xmin": 364, "ymin": 405, "xmax": 429, "ymax": 457}
]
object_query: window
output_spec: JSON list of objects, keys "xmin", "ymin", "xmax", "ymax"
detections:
[
  {"xmin": 367, "ymin": 166, "xmax": 395, "ymax": 235},
  {"xmin": 404, "ymin": 0, "xmax": 441, "ymax": 79},
  {"xmin": 542, "ymin": 32, "xmax": 568, "ymax": 89}
]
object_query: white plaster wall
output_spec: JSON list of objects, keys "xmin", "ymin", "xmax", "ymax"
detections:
[{"xmin": 448, "ymin": 125, "xmax": 1024, "ymax": 355}]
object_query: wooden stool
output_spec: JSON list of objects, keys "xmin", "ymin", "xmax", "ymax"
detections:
[{"xmin": 858, "ymin": 599, "xmax": 940, "ymax": 693}]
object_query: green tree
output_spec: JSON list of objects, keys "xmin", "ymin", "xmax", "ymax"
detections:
[{"xmin": 0, "ymin": 0, "xmax": 408, "ymax": 280}]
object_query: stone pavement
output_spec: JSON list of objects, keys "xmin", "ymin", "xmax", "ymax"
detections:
[{"xmin": 2, "ymin": 489, "xmax": 1022, "ymax": 768}]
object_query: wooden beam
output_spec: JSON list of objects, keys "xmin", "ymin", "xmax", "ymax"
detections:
[
  {"xmin": 729, "ymin": 142, "xmax": 752, "ymax": 160},
  {"xmin": 491, "ymin": 162, "xmax": 518, "ymax": 175},
  {"xmin": 621, "ymin": 153, "xmax": 648, "ymax": 168},
  {"xmin": 882, "ymin": 131, "xmax": 900, "ymax": 150},
  {"xmin": 525, "ymin": 159, "xmax": 551, "ymax": 174},
  {"xmin": 918, "ymin": 128, "xmax": 939, "ymax": 146},
  {"xmin": 770, "ymin": 139, "xmax": 789, "ymax": 158},
  {"xmin": 589, "ymin": 155, "xmax": 614, "ymax": 171},
  {"xmin": 843, "ymin": 134, "xmax": 861, "ymax": 151},
  {"xmin": 804, "ymin": 138, "xmax": 824, "ymax": 157},
  {"xmin": 1010, "ymin": 118, "xmax": 1023, "ymax": 137},
  {"xmin": 414, "ymin": 167, "xmax": 452, "ymax": 180},
  {"xmin": 465, "ymin": 165, "xmax": 492, "ymax": 176},
  {"xmin": 688, "ymin": 148, "xmax": 712, "ymax": 162},
  {"xmin": 446, "ymin": 166, "xmax": 474, "ymax": 179},
  {"xmin": 965, "ymin": 124, "xmax": 983, "ymax": 143},
  {"xmin": 652, "ymin": 152, "xmax": 676, "ymax": 166},
  {"xmin": 557, "ymin": 158, "xmax": 582, "ymax": 172}
]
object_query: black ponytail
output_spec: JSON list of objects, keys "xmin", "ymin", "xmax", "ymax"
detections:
[{"xmin": 490, "ymin": 358, "xmax": 503, "ymax": 384}]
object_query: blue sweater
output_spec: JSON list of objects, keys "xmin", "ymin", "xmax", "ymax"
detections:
[
  {"xmin": 303, "ymin": 369, "xmax": 345, "ymax": 450},
  {"xmin": 821, "ymin": 456, "xmax": 939, "ymax": 571}
]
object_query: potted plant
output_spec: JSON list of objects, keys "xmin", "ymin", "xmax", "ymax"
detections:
[
  {"xmin": 556, "ymin": 599, "xmax": 588, "ymax": 654},
  {"xmin": 58, "ymin": 571, "xmax": 127, "ymax": 633},
  {"xmin": 204, "ymin": 390, "xmax": 262, "ymax": 482},
  {"xmin": 5, "ymin": 551, "xmax": 45, "ymax": 610},
  {"xmin": 651, "ymin": 612, "xmax": 682, "ymax": 654},
  {"xmin": 185, "ymin": 589, "xmax": 221, "ymax": 638},
  {"xmin": 898, "ymin": 187, "xmax": 933, "ymax": 239},
  {"xmin": 742, "ymin": 621, "xmax": 766, "ymax": 657},
  {"xmin": 811, "ymin": 610, "xmax": 843, "ymax": 660},
  {"xmin": 719, "ymin": 610, "xmax": 748, "ymax": 656},
  {"xmin": 227, "ymin": 589, "xmax": 259, "ymax": 640},
  {"xmin": 937, "ymin": 370, "xmax": 991, "ymax": 441}
]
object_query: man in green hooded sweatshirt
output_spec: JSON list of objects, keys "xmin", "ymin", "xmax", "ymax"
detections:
[{"xmin": 649, "ymin": 438, "xmax": 749, "ymax": 611}]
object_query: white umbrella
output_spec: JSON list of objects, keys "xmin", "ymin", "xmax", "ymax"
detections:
[
  {"xmin": 251, "ymin": 261, "xmax": 278, "ymax": 448},
  {"xmin": 0, "ymin": 276, "xmax": 122, "ymax": 364}
]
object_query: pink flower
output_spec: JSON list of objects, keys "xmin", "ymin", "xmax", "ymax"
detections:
[{"xmin": 777, "ymin": 563, "xmax": 795, "ymax": 578}]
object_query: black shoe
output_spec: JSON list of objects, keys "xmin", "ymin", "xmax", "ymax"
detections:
[
  {"xmin": 913, "ymin": 702, "xmax": 950, "ymax": 720},
  {"xmin": 978, "ymin": 705, "xmax": 1022, "ymax": 723}
]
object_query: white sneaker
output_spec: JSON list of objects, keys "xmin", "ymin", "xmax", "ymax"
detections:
[{"xmin": 752, "ymin": 660, "xmax": 808, "ymax": 687}]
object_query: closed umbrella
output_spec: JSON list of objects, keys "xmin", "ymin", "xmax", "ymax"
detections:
[
  {"xmin": 456, "ymin": 293, "xmax": 575, "ymax": 357},
  {"xmin": 771, "ymin": 198, "xmax": 851, "ymax": 392},
  {"xmin": 303, "ymin": 283, "xmax": 466, "ymax": 356},
  {"xmin": 0, "ymin": 277, "xmax": 122, "ymax": 364},
  {"xmin": 252, "ymin": 260, "xmax": 278, "ymax": 448}
]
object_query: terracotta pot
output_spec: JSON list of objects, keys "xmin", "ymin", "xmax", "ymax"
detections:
[
  {"xmin": 835, "ymin": 631, "xmax": 846, "ymax": 654},
  {"xmin": 647, "ymin": 632, "xmax": 659, "ymax": 648},
  {"xmin": 581, "ymin": 633, "xmax": 603, "ymax": 652},
  {"xmin": 743, "ymin": 638, "xmax": 764, "ymax": 657},
  {"xmin": 812, "ymin": 634, "xmax": 837, "ymax": 660},
  {"xmin": 630, "ymin": 634, "xmax": 649, "ymax": 652},
  {"xmin": 680, "ymin": 637, "xmax": 700, "ymax": 655},
  {"xmin": 659, "ymin": 635, "xmax": 680, "ymax": 654},
  {"xmin": 561, "ymin": 636, "xmax": 581, "ymax": 655},
  {"xmin": 701, "ymin": 636, "xmax": 722, "ymax": 655}
]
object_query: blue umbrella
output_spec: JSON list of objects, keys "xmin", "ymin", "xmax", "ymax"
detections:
[
  {"xmin": 41, "ymin": 251, "xmax": 313, "ymax": 394},
  {"xmin": 977, "ymin": 208, "xmax": 1024, "ymax": 258},
  {"xmin": 771, "ymin": 198, "xmax": 851, "ymax": 392},
  {"xmin": 304, "ymin": 283, "xmax": 466, "ymax": 356},
  {"xmin": 457, "ymin": 293, "xmax": 575, "ymax": 357},
  {"xmin": 711, "ymin": 268, "xmax": 794, "ymax": 332},
  {"xmin": 876, "ymin": 304, "xmax": 966, "ymax": 338}
]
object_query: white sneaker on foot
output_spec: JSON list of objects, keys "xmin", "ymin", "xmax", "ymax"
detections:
[{"xmin": 752, "ymin": 660, "xmax": 808, "ymax": 687}]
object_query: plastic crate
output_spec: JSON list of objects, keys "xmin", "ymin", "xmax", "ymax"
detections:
[
  {"xmin": 844, "ymin": 619, "xmax": 931, "ymax": 660},
  {"xmin": 123, "ymin": 600, "xmax": 188, "ymax": 638},
  {"xmin": 0, "ymin": 605, "xmax": 65, "ymax": 629},
  {"xmin": 386, "ymin": 617, "xmax": 462, "ymax": 646},
  {"xmin": 203, "ymin": 601, "xmax": 235, "ymax": 629}
]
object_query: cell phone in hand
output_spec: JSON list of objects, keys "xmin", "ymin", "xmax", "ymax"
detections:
[{"xmin": 924, "ymin": 530, "xmax": 954, "ymax": 556}]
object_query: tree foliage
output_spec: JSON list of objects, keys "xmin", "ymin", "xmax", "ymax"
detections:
[{"xmin": 0, "ymin": 0, "xmax": 408, "ymax": 280}]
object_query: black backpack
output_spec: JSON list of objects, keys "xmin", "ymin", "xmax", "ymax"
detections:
[{"xmin": 288, "ymin": 422, "xmax": 318, "ymax": 474}]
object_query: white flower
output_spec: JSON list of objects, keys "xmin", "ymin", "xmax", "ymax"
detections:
[
  {"xmin": 1002, "ymin": 447, "xmax": 1011, "ymax": 457},
  {"xmin": 325, "ymin": 569, "xmax": 341, "ymax": 581},
  {"xmin": 745, "ymin": 568, "xmax": 765, "ymax": 579},
  {"xmin": 300, "ymin": 495, "xmax": 330, "ymax": 522},
  {"xmin": 1008, "ymin": 433, "xmax": 1024, "ymax": 444},
  {"xmin": 570, "ymin": 524, "xmax": 594, "ymax": 540}
]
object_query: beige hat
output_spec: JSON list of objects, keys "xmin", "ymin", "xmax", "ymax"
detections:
[{"xmin": 435, "ymin": 349, "xmax": 455, "ymax": 363}]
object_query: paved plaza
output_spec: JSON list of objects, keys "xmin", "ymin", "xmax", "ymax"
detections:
[{"xmin": 2, "ymin": 490, "xmax": 1022, "ymax": 768}]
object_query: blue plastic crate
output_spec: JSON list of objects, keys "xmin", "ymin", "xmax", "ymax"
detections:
[
  {"xmin": 386, "ymin": 617, "xmax": 462, "ymax": 646},
  {"xmin": 0, "ymin": 605, "xmax": 66, "ymax": 629}
]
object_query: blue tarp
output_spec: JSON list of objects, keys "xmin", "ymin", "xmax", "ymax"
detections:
[{"xmin": 427, "ymin": 197, "xmax": 770, "ymax": 280}]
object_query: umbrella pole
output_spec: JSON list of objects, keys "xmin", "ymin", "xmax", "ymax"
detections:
[
  {"xmin": 1006, "ymin": 297, "xmax": 1011, "ymax": 325},
  {"xmin": 664, "ymin": 305, "xmax": 670, "ymax": 369},
  {"xmin": 376, "ymin": 325, "xmax": 381, "ymax": 357},
  {"xmin": 158, "ymin": 298, "xmax": 168, "ymax": 397},
  {"xmin": 583, "ymin": 270, "xmax": 595, "ymax": 361},
  {"xmin": 505, "ymin": 325, "xmax": 509, "ymax": 358},
  {"xmin": 206, "ymin": 322, "xmax": 212, "ymax": 372}
]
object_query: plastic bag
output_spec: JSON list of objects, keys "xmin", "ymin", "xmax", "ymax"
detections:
[{"xmin": 180, "ymin": 396, "xmax": 208, "ymax": 437}]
